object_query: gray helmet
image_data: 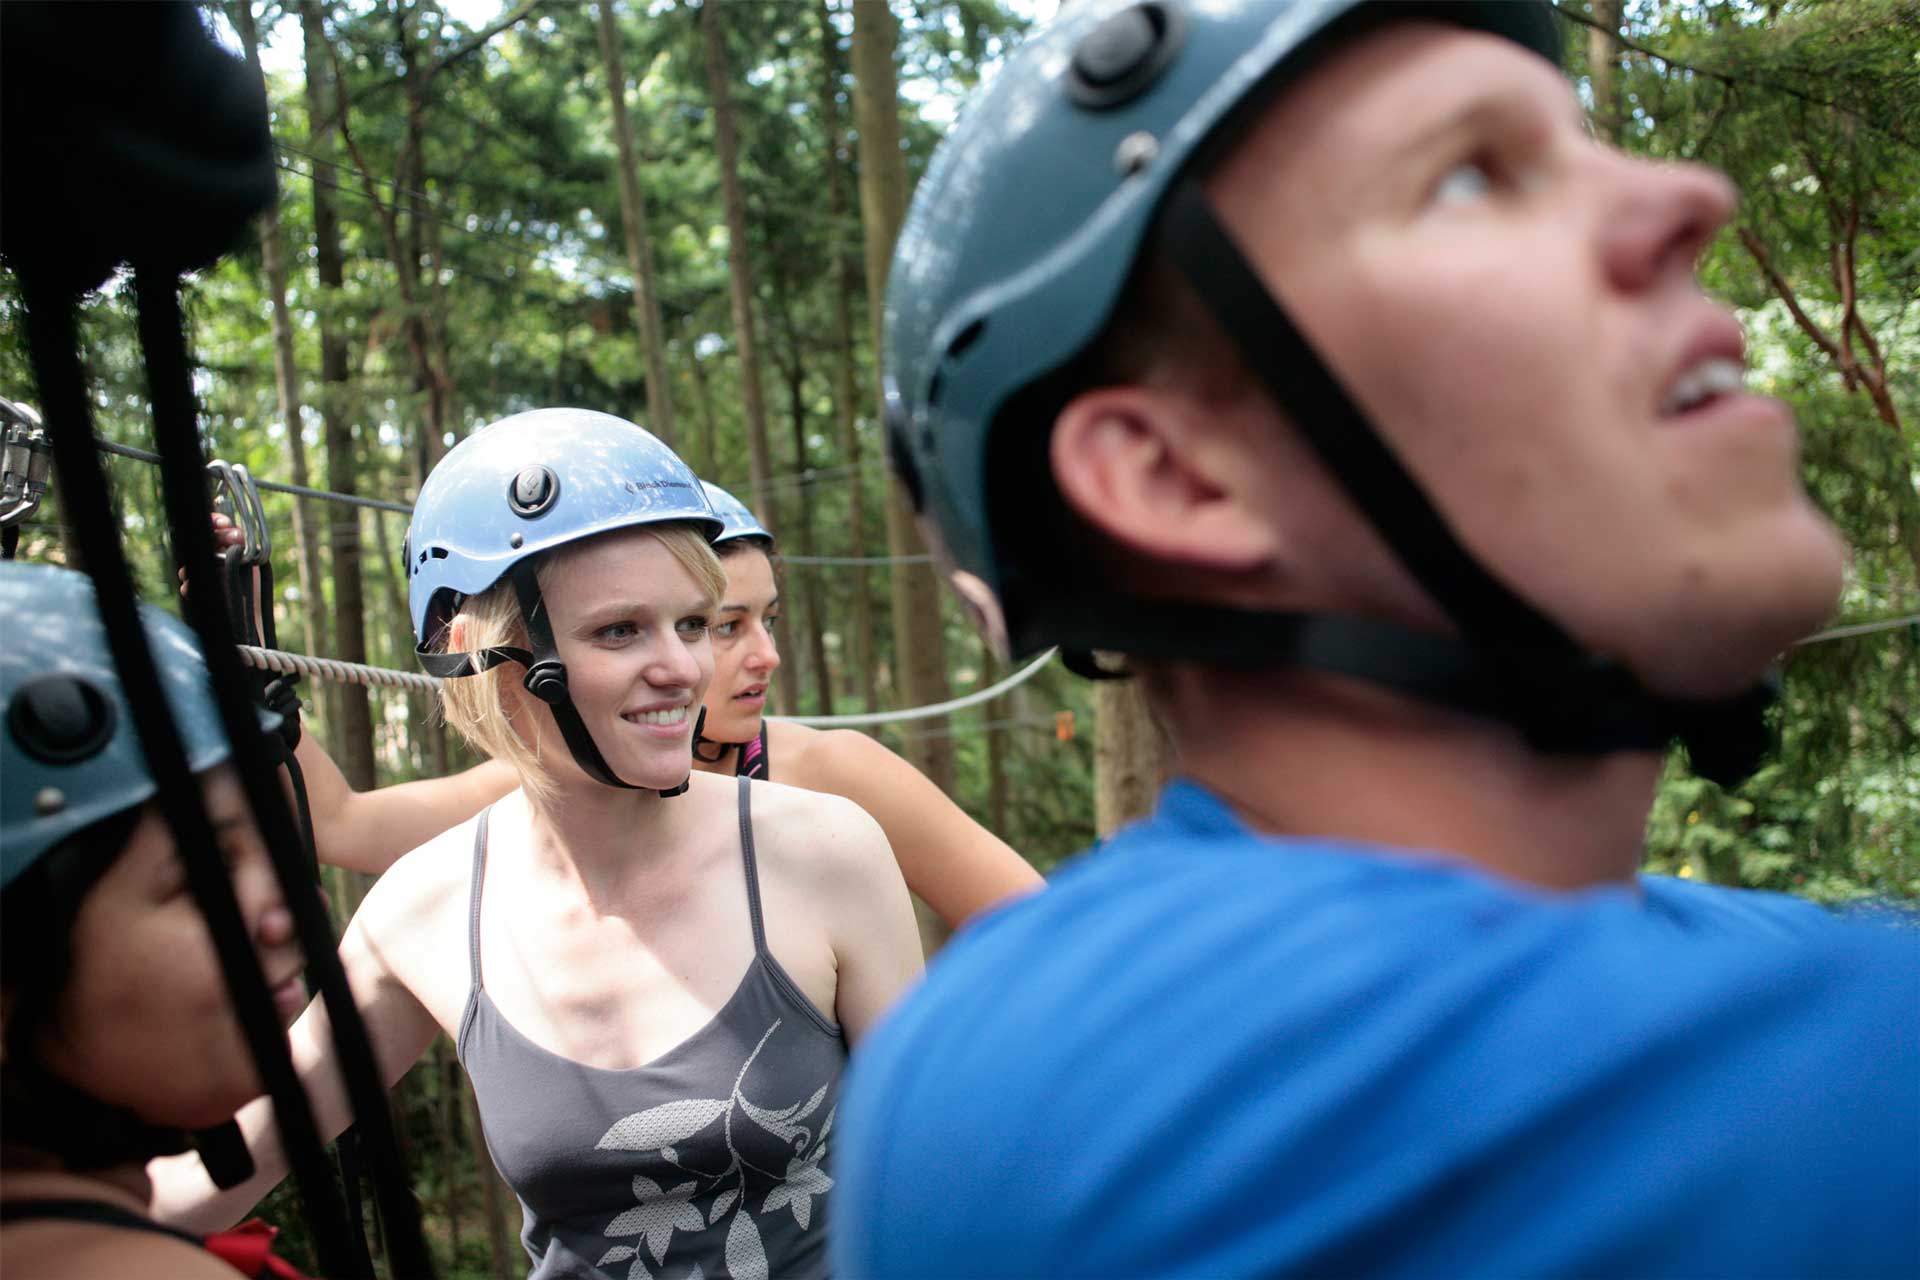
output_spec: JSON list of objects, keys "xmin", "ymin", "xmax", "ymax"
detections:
[
  {"xmin": 885, "ymin": 0, "xmax": 1776, "ymax": 785},
  {"xmin": 700, "ymin": 481, "xmax": 774, "ymax": 550},
  {"xmin": 2, "ymin": 561, "xmax": 275, "ymax": 888}
]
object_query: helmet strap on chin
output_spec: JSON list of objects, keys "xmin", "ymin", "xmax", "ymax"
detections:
[
  {"xmin": 1131, "ymin": 176, "xmax": 1774, "ymax": 785},
  {"xmin": 691, "ymin": 710, "xmax": 742, "ymax": 765},
  {"xmin": 417, "ymin": 560, "xmax": 696, "ymax": 798}
]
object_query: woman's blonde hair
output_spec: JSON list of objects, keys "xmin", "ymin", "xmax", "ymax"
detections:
[{"xmin": 436, "ymin": 522, "xmax": 726, "ymax": 805}]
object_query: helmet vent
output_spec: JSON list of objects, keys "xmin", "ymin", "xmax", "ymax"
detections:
[
  {"xmin": 9, "ymin": 675, "xmax": 116, "ymax": 765},
  {"xmin": 947, "ymin": 319, "xmax": 986, "ymax": 361},
  {"xmin": 508, "ymin": 465, "xmax": 560, "ymax": 517},
  {"xmin": 1067, "ymin": 2, "xmax": 1187, "ymax": 110}
]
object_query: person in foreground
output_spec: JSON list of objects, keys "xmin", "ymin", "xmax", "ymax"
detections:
[
  {"xmin": 250, "ymin": 478, "xmax": 1039, "ymax": 927},
  {"xmin": 831, "ymin": 1, "xmax": 1919, "ymax": 1277},
  {"xmin": 0, "ymin": 564, "xmax": 311, "ymax": 1279},
  {"xmin": 153, "ymin": 409, "xmax": 923, "ymax": 1279}
]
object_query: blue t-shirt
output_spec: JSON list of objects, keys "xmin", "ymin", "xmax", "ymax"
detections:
[{"xmin": 834, "ymin": 781, "xmax": 1919, "ymax": 1279}]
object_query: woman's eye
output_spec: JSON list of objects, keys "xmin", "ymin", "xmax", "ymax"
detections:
[
  {"xmin": 1431, "ymin": 158, "xmax": 1495, "ymax": 207},
  {"xmin": 677, "ymin": 616, "xmax": 711, "ymax": 638},
  {"xmin": 713, "ymin": 620, "xmax": 739, "ymax": 640},
  {"xmin": 597, "ymin": 622, "xmax": 638, "ymax": 642},
  {"xmin": 764, "ymin": 613, "xmax": 781, "ymax": 630}
]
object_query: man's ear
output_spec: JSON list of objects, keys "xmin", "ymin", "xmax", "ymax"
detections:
[{"xmin": 1050, "ymin": 386, "xmax": 1276, "ymax": 572}]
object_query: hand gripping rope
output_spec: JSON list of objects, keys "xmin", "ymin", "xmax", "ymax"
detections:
[{"xmin": 2, "ymin": 5, "xmax": 429, "ymax": 1276}]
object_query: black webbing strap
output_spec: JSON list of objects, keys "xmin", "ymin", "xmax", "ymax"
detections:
[
  {"xmin": 420, "ymin": 560, "xmax": 694, "ymax": 797},
  {"xmin": 21, "ymin": 275, "xmax": 367, "ymax": 1279},
  {"xmin": 1159, "ymin": 177, "xmax": 1572, "ymax": 654},
  {"xmin": 134, "ymin": 269, "xmax": 432, "ymax": 1277},
  {"xmin": 1148, "ymin": 178, "xmax": 1775, "ymax": 783}
]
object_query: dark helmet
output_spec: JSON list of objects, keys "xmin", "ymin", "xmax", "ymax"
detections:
[
  {"xmin": 407, "ymin": 408, "xmax": 722, "ymax": 794},
  {"xmin": 2, "ymin": 561, "xmax": 276, "ymax": 887},
  {"xmin": 884, "ymin": 0, "xmax": 1773, "ymax": 784}
]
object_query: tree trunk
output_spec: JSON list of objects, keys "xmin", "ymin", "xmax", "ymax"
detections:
[
  {"xmin": 851, "ymin": 0, "xmax": 954, "ymax": 790},
  {"xmin": 779, "ymin": 343, "xmax": 836, "ymax": 715},
  {"xmin": 700, "ymin": 0, "xmax": 777, "ymax": 537},
  {"xmin": 1094, "ymin": 674, "xmax": 1171, "ymax": 837},
  {"xmin": 817, "ymin": 0, "xmax": 877, "ymax": 713},
  {"xmin": 1588, "ymin": 0, "xmax": 1624, "ymax": 145},
  {"xmin": 685, "ymin": 318, "xmax": 721, "ymax": 480},
  {"xmin": 302, "ymin": 0, "xmax": 377, "ymax": 791},
  {"xmin": 232, "ymin": 0, "xmax": 328, "ymax": 678},
  {"xmin": 596, "ymin": 0, "xmax": 679, "ymax": 447}
]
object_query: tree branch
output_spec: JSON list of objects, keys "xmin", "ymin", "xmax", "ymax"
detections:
[
  {"xmin": 1549, "ymin": 3, "xmax": 1919, "ymax": 151},
  {"xmin": 1739, "ymin": 227, "xmax": 1843, "ymax": 363},
  {"xmin": 421, "ymin": 0, "xmax": 542, "ymax": 90}
]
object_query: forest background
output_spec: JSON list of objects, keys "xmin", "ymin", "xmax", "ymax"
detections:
[{"xmin": 1, "ymin": 0, "xmax": 1914, "ymax": 1273}]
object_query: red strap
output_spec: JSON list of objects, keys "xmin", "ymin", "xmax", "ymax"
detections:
[{"xmin": 202, "ymin": 1218, "xmax": 311, "ymax": 1280}]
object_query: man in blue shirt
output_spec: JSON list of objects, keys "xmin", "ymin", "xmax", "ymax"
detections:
[{"xmin": 834, "ymin": 1, "xmax": 1918, "ymax": 1276}]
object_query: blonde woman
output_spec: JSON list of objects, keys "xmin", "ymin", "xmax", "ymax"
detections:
[
  {"xmin": 247, "ymin": 491, "xmax": 1041, "ymax": 928},
  {"xmin": 154, "ymin": 410, "xmax": 923, "ymax": 1279}
]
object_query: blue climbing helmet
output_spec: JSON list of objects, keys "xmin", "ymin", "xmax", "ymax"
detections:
[
  {"xmin": 406, "ymin": 407, "xmax": 722, "ymax": 643},
  {"xmin": 884, "ymin": 0, "xmax": 1775, "ymax": 785},
  {"xmin": 2, "ymin": 561, "xmax": 275, "ymax": 888},
  {"xmin": 406, "ymin": 408, "xmax": 722, "ymax": 794},
  {"xmin": 700, "ymin": 481, "xmax": 774, "ymax": 550}
]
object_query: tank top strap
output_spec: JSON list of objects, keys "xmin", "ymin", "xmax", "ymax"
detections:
[
  {"xmin": 458, "ymin": 808, "xmax": 493, "ymax": 1055},
  {"xmin": 736, "ymin": 775, "xmax": 770, "ymax": 956},
  {"xmin": 468, "ymin": 807, "xmax": 493, "ymax": 989}
]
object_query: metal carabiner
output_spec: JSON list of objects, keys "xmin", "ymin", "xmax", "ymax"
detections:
[
  {"xmin": 206, "ymin": 458, "xmax": 268, "ymax": 565},
  {"xmin": 230, "ymin": 463, "xmax": 272, "ymax": 566},
  {"xmin": 1, "ymin": 397, "xmax": 53, "ymax": 530}
]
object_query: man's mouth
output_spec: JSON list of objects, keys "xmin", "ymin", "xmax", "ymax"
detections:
[{"xmin": 1660, "ymin": 356, "xmax": 1747, "ymax": 416}]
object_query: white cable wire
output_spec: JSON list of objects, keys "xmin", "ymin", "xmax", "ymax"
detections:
[
  {"xmin": 232, "ymin": 610, "xmax": 1913, "ymax": 714},
  {"xmin": 771, "ymin": 650, "xmax": 1059, "ymax": 728},
  {"xmin": 1793, "ymin": 614, "xmax": 1919, "ymax": 645}
]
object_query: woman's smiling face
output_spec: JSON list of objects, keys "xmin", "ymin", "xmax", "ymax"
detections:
[{"xmin": 534, "ymin": 528, "xmax": 718, "ymax": 790}]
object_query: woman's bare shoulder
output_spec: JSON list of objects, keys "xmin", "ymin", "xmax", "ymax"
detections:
[
  {"xmin": 766, "ymin": 720, "xmax": 909, "ymax": 791},
  {"xmin": 744, "ymin": 776, "xmax": 889, "ymax": 876},
  {"xmin": 354, "ymin": 807, "xmax": 492, "ymax": 934},
  {"xmin": 3, "ymin": 1221, "xmax": 235, "ymax": 1279}
]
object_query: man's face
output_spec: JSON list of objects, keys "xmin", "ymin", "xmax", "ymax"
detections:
[{"xmin": 1206, "ymin": 21, "xmax": 1846, "ymax": 696}]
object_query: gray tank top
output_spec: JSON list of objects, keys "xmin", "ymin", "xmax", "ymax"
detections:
[{"xmin": 458, "ymin": 777, "xmax": 847, "ymax": 1279}]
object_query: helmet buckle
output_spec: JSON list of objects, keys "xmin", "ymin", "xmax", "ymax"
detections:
[{"xmin": 522, "ymin": 660, "xmax": 570, "ymax": 706}]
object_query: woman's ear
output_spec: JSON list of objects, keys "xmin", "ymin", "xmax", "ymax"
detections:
[{"xmin": 1050, "ymin": 386, "xmax": 1278, "ymax": 573}]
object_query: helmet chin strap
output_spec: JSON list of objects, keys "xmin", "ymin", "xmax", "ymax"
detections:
[
  {"xmin": 1137, "ymin": 177, "xmax": 1775, "ymax": 786},
  {"xmin": 691, "ymin": 730, "xmax": 741, "ymax": 766},
  {"xmin": 417, "ymin": 561, "xmax": 699, "ymax": 798}
]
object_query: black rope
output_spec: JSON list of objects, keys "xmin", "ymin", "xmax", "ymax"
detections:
[
  {"xmin": 22, "ymin": 272, "xmax": 367, "ymax": 1279},
  {"xmin": 135, "ymin": 268, "xmax": 433, "ymax": 1279}
]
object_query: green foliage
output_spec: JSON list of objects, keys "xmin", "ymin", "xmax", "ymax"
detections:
[
  {"xmin": 1563, "ymin": 0, "xmax": 1920, "ymax": 900},
  {"xmin": 2, "ymin": 0, "xmax": 1913, "ymax": 1268}
]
